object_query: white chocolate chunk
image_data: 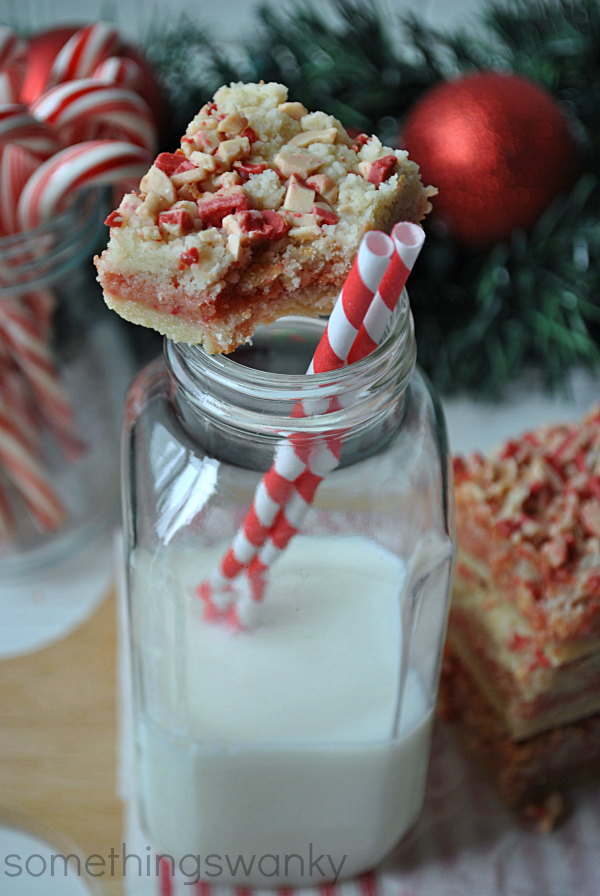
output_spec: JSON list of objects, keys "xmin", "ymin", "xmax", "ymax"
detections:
[
  {"xmin": 140, "ymin": 225, "xmax": 162, "ymax": 240},
  {"xmin": 172, "ymin": 200, "xmax": 198, "ymax": 217},
  {"xmin": 216, "ymin": 136, "xmax": 251, "ymax": 164},
  {"xmin": 289, "ymin": 128, "xmax": 338, "ymax": 147},
  {"xmin": 171, "ymin": 167, "xmax": 210, "ymax": 187},
  {"xmin": 287, "ymin": 212, "xmax": 319, "ymax": 227},
  {"xmin": 283, "ymin": 176, "xmax": 315, "ymax": 213},
  {"xmin": 137, "ymin": 191, "xmax": 169, "ymax": 219},
  {"xmin": 118, "ymin": 193, "xmax": 142, "ymax": 219},
  {"xmin": 189, "ymin": 151, "xmax": 219, "ymax": 172},
  {"xmin": 218, "ymin": 112, "xmax": 249, "ymax": 138},
  {"xmin": 306, "ymin": 173, "xmax": 339, "ymax": 204},
  {"xmin": 140, "ymin": 166, "xmax": 176, "ymax": 203},
  {"xmin": 222, "ymin": 214, "xmax": 242, "ymax": 235},
  {"xmin": 289, "ymin": 224, "xmax": 321, "ymax": 240},
  {"xmin": 278, "ymin": 102, "xmax": 308, "ymax": 120},
  {"xmin": 227, "ymin": 232, "xmax": 243, "ymax": 260},
  {"xmin": 217, "ymin": 171, "xmax": 243, "ymax": 188},
  {"xmin": 274, "ymin": 151, "xmax": 323, "ymax": 179},
  {"xmin": 187, "ymin": 117, "xmax": 218, "ymax": 135},
  {"xmin": 185, "ymin": 129, "xmax": 220, "ymax": 154}
]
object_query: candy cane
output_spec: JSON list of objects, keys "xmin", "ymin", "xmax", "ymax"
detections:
[
  {"xmin": 0, "ymin": 144, "xmax": 40, "ymax": 236},
  {"xmin": 0, "ymin": 477, "xmax": 14, "ymax": 544},
  {"xmin": 0, "ymin": 26, "xmax": 19, "ymax": 70},
  {"xmin": 0, "ymin": 359, "xmax": 40, "ymax": 454},
  {"xmin": 0, "ymin": 27, "xmax": 26, "ymax": 104},
  {"xmin": 47, "ymin": 22, "xmax": 120, "ymax": 88},
  {"xmin": 0, "ymin": 105, "xmax": 60, "ymax": 160},
  {"xmin": 30, "ymin": 79, "xmax": 157, "ymax": 153},
  {"xmin": 91, "ymin": 56, "xmax": 144, "ymax": 91},
  {"xmin": 22, "ymin": 288, "xmax": 55, "ymax": 339},
  {"xmin": 17, "ymin": 140, "xmax": 152, "ymax": 230},
  {"xmin": 0, "ymin": 407, "xmax": 65, "ymax": 531},
  {"xmin": 0, "ymin": 297, "xmax": 82, "ymax": 460}
]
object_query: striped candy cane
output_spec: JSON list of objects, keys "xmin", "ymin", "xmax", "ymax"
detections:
[
  {"xmin": 92, "ymin": 56, "xmax": 144, "ymax": 91},
  {"xmin": 0, "ymin": 144, "xmax": 41, "ymax": 236},
  {"xmin": 31, "ymin": 79, "xmax": 157, "ymax": 153},
  {"xmin": 0, "ymin": 364, "xmax": 40, "ymax": 455},
  {"xmin": 0, "ymin": 477, "xmax": 14, "ymax": 544},
  {"xmin": 0, "ymin": 27, "xmax": 26, "ymax": 104},
  {"xmin": 46, "ymin": 23, "xmax": 121, "ymax": 88},
  {"xmin": 0, "ymin": 406, "xmax": 65, "ymax": 531},
  {"xmin": 17, "ymin": 140, "xmax": 152, "ymax": 230},
  {"xmin": 0, "ymin": 105, "xmax": 60, "ymax": 160},
  {"xmin": 0, "ymin": 297, "xmax": 82, "ymax": 460}
]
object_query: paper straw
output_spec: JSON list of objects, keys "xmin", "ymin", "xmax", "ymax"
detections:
[
  {"xmin": 308, "ymin": 231, "xmax": 395, "ymax": 373},
  {"xmin": 198, "ymin": 231, "xmax": 395, "ymax": 616},
  {"xmin": 348, "ymin": 222, "xmax": 425, "ymax": 364},
  {"xmin": 231, "ymin": 223, "xmax": 425, "ymax": 628},
  {"xmin": 199, "ymin": 224, "xmax": 425, "ymax": 628}
]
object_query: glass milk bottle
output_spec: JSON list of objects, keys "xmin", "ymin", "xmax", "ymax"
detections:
[{"xmin": 123, "ymin": 294, "xmax": 455, "ymax": 887}]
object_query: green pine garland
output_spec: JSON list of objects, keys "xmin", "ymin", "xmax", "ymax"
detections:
[{"xmin": 146, "ymin": 0, "xmax": 600, "ymax": 397}]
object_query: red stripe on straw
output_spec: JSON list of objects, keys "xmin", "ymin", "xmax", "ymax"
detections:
[{"xmin": 347, "ymin": 222, "xmax": 424, "ymax": 365}]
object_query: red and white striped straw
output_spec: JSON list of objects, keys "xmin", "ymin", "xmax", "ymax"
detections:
[
  {"xmin": 198, "ymin": 223, "xmax": 425, "ymax": 628},
  {"xmin": 226, "ymin": 222, "xmax": 425, "ymax": 628},
  {"xmin": 307, "ymin": 231, "xmax": 395, "ymax": 373},
  {"xmin": 197, "ymin": 232, "xmax": 395, "ymax": 618},
  {"xmin": 348, "ymin": 222, "xmax": 425, "ymax": 364}
]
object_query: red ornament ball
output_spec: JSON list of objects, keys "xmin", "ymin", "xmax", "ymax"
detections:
[{"xmin": 402, "ymin": 72, "xmax": 578, "ymax": 248}]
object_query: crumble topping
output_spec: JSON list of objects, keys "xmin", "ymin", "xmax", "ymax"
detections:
[
  {"xmin": 454, "ymin": 406, "xmax": 600, "ymax": 645},
  {"xmin": 106, "ymin": 85, "xmax": 418, "ymax": 248},
  {"xmin": 95, "ymin": 81, "xmax": 434, "ymax": 351}
]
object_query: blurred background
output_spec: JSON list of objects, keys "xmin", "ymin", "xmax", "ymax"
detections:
[{"xmin": 4, "ymin": 0, "xmax": 486, "ymax": 43}]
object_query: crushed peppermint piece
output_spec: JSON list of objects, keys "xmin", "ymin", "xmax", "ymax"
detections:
[
  {"xmin": 359, "ymin": 155, "xmax": 398, "ymax": 186},
  {"xmin": 196, "ymin": 187, "xmax": 251, "ymax": 227},
  {"xmin": 179, "ymin": 247, "xmax": 199, "ymax": 268},
  {"xmin": 104, "ymin": 211, "xmax": 123, "ymax": 227}
]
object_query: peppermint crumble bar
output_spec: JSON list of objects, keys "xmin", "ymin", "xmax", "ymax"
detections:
[
  {"xmin": 440, "ymin": 406, "xmax": 600, "ymax": 808},
  {"xmin": 94, "ymin": 81, "xmax": 434, "ymax": 352}
]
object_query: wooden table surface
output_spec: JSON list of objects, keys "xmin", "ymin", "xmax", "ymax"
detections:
[{"xmin": 0, "ymin": 591, "xmax": 123, "ymax": 895}]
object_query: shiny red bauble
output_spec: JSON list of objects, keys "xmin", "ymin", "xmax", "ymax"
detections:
[{"xmin": 402, "ymin": 71, "xmax": 577, "ymax": 248}]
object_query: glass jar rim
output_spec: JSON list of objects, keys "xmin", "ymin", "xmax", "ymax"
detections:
[{"xmin": 166, "ymin": 290, "xmax": 416, "ymax": 437}]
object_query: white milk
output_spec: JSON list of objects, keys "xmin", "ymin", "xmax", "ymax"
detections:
[{"xmin": 133, "ymin": 536, "xmax": 434, "ymax": 887}]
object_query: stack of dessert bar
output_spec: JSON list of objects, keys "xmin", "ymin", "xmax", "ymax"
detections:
[{"xmin": 442, "ymin": 406, "xmax": 600, "ymax": 811}]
